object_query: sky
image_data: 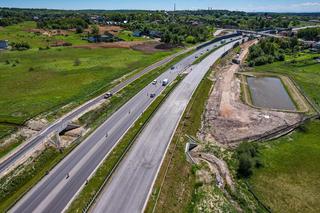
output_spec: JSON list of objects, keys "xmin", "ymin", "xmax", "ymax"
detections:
[{"xmin": 1, "ymin": 0, "xmax": 320, "ymax": 12}]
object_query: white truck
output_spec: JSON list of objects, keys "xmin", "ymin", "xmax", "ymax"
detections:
[{"xmin": 162, "ymin": 79, "xmax": 169, "ymax": 86}]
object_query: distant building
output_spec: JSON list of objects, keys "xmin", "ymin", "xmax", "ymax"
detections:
[
  {"xmin": 133, "ymin": 30, "xmax": 142, "ymax": 37},
  {"xmin": 87, "ymin": 34, "xmax": 122, "ymax": 43},
  {"xmin": 0, "ymin": 40, "xmax": 8, "ymax": 49},
  {"xmin": 149, "ymin": 30, "xmax": 162, "ymax": 38},
  {"xmin": 314, "ymin": 42, "xmax": 320, "ymax": 49}
]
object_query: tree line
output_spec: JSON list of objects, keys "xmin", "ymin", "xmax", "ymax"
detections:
[{"xmin": 247, "ymin": 37, "xmax": 299, "ymax": 66}]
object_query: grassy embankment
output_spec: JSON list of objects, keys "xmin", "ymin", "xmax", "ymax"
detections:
[
  {"xmin": 0, "ymin": 146, "xmax": 68, "ymax": 211},
  {"xmin": 0, "ymin": 48, "xmax": 195, "ymax": 212},
  {"xmin": 248, "ymin": 52, "xmax": 320, "ymax": 212}
]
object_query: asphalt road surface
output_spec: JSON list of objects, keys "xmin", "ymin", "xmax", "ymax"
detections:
[
  {"xmin": 10, "ymin": 36, "xmax": 241, "ymax": 213},
  {"xmin": 90, "ymin": 39, "xmax": 242, "ymax": 213},
  {"xmin": 0, "ymin": 46, "xmax": 193, "ymax": 175}
]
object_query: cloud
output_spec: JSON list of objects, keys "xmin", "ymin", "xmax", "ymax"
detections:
[
  {"xmin": 294, "ymin": 2, "xmax": 320, "ymax": 7},
  {"xmin": 241, "ymin": 1, "xmax": 320, "ymax": 12}
]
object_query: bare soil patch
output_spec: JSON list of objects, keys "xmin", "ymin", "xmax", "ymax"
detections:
[
  {"xmin": 131, "ymin": 41, "xmax": 172, "ymax": 53},
  {"xmin": 73, "ymin": 40, "xmax": 171, "ymax": 53},
  {"xmin": 83, "ymin": 25, "xmax": 123, "ymax": 35},
  {"xmin": 73, "ymin": 40, "xmax": 145, "ymax": 49},
  {"xmin": 200, "ymin": 40, "xmax": 303, "ymax": 146},
  {"xmin": 27, "ymin": 28, "xmax": 69, "ymax": 37}
]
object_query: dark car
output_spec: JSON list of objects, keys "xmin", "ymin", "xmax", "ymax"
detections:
[
  {"xmin": 104, "ymin": 92, "xmax": 113, "ymax": 99},
  {"xmin": 150, "ymin": 93, "xmax": 156, "ymax": 98}
]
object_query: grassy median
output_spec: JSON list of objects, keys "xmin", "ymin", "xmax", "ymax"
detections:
[
  {"xmin": 145, "ymin": 64, "xmax": 214, "ymax": 213},
  {"xmin": 67, "ymin": 74, "xmax": 185, "ymax": 212}
]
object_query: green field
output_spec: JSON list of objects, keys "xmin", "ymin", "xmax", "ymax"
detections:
[
  {"xmin": 250, "ymin": 120, "xmax": 320, "ymax": 212},
  {"xmin": 0, "ymin": 47, "xmax": 172, "ymax": 125},
  {"xmin": 0, "ymin": 21, "xmax": 87, "ymax": 48},
  {"xmin": 249, "ymin": 52, "xmax": 320, "ymax": 212}
]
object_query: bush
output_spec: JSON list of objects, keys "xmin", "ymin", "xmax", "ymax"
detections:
[
  {"xmin": 74, "ymin": 58, "xmax": 81, "ymax": 66},
  {"xmin": 185, "ymin": 35, "xmax": 196, "ymax": 44},
  {"xmin": 76, "ymin": 26, "xmax": 84, "ymax": 34},
  {"xmin": 236, "ymin": 142, "xmax": 262, "ymax": 178},
  {"xmin": 11, "ymin": 41, "xmax": 30, "ymax": 51},
  {"xmin": 237, "ymin": 154, "xmax": 253, "ymax": 178}
]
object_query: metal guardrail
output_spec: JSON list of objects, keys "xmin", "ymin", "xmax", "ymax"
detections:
[{"xmin": 196, "ymin": 32, "xmax": 242, "ymax": 50}]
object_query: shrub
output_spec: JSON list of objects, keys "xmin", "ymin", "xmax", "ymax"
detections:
[
  {"xmin": 237, "ymin": 154, "xmax": 253, "ymax": 178},
  {"xmin": 185, "ymin": 35, "xmax": 196, "ymax": 44},
  {"xmin": 11, "ymin": 41, "xmax": 30, "ymax": 51},
  {"xmin": 236, "ymin": 142, "xmax": 262, "ymax": 178},
  {"xmin": 74, "ymin": 58, "xmax": 81, "ymax": 66}
]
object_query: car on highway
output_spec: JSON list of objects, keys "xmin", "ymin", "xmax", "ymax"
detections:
[
  {"xmin": 162, "ymin": 79, "xmax": 169, "ymax": 86},
  {"xmin": 150, "ymin": 93, "xmax": 156, "ymax": 98},
  {"xmin": 152, "ymin": 79, "xmax": 157, "ymax": 85},
  {"xmin": 195, "ymin": 55, "xmax": 198, "ymax": 58},
  {"xmin": 104, "ymin": 92, "xmax": 113, "ymax": 99},
  {"xmin": 171, "ymin": 66, "xmax": 175, "ymax": 70}
]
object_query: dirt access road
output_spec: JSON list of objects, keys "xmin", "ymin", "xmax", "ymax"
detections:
[{"xmin": 200, "ymin": 40, "xmax": 302, "ymax": 145}]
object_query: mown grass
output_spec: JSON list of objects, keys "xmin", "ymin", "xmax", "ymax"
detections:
[
  {"xmin": 0, "ymin": 46, "xmax": 174, "ymax": 139},
  {"xmin": 67, "ymin": 74, "xmax": 184, "ymax": 213},
  {"xmin": 250, "ymin": 120, "xmax": 320, "ymax": 213},
  {"xmin": 145, "ymin": 71, "xmax": 214, "ymax": 213}
]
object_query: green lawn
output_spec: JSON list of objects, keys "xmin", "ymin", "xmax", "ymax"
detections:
[
  {"xmin": 250, "ymin": 120, "xmax": 320, "ymax": 213},
  {"xmin": 0, "ymin": 46, "xmax": 174, "ymax": 133}
]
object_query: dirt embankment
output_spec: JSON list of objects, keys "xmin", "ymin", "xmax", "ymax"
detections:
[{"xmin": 199, "ymin": 40, "xmax": 302, "ymax": 146}]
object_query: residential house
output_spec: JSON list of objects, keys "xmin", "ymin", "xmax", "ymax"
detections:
[{"xmin": 0, "ymin": 40, "xmax": 9, "ymax": 50}]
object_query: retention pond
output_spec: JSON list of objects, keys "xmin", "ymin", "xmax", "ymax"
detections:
[{"xmin": 247, "ymin": 76, "xmax": 296, "ymax": 111}]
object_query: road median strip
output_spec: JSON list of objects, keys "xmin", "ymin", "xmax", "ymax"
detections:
[{"xmin": 67, "ymin": 74, "xmax": 185, "ymax": 213}]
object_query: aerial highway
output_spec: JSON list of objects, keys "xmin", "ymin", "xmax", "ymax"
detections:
[
  {"xmin": 0, "ymin": 44, "xmax": 195, "ymax": 175},
  {"xmin": 10, "ymin": 34, "xmax": 242, "ymax": 213},
  {"xmin": 91, "ymin": 39, "xmax": 242, "ymax": 213}
]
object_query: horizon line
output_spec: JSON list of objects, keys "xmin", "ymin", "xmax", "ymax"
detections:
[{"xmin": 1, "ymin": 6, "xmax": 320, "ymax": 14}]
